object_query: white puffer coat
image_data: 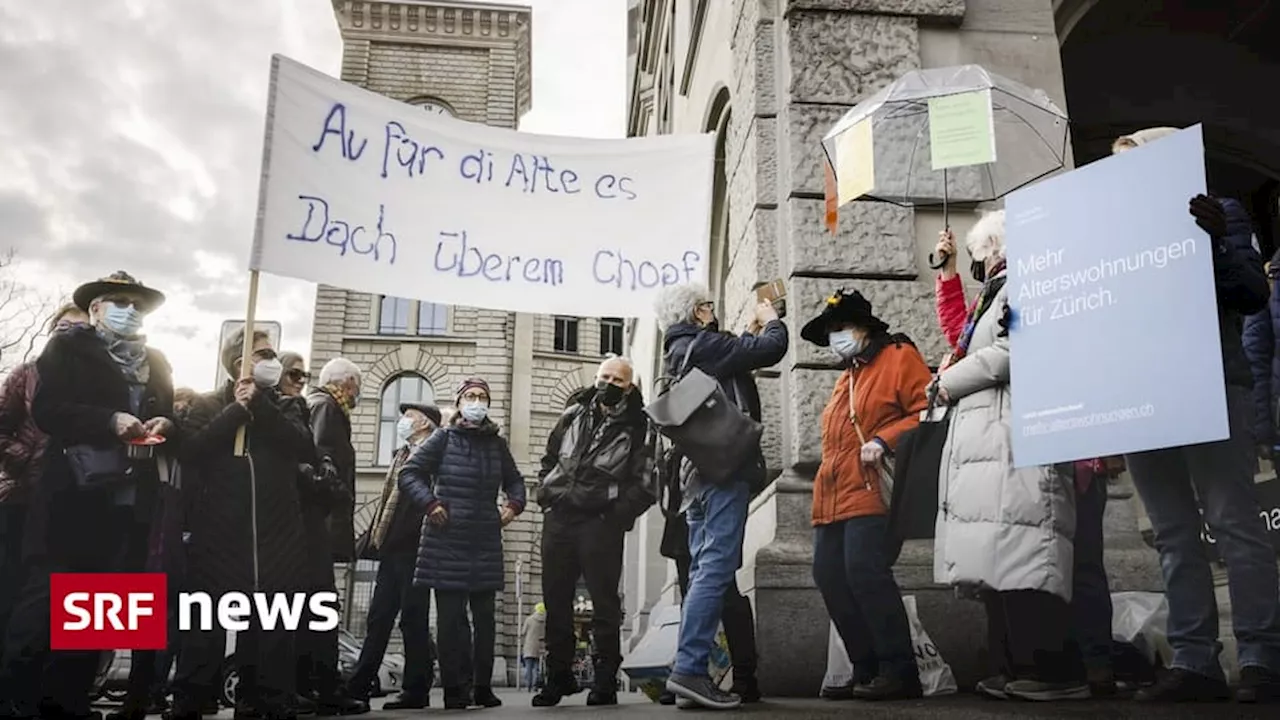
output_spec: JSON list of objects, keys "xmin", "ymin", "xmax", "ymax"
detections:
[{"xmin": 932, "ymin": 272, "xmax": 1077, "ymax": 601}]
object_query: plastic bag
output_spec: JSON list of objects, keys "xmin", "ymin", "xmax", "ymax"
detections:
[
  {"xmin": 1110, "ymin": 591, "xmax": 1172, "ymax": 668},
  {"xmin": 905, "ymin": 596, "xmax": 957, "ymax": 696},
  {"xmin": 820, "ymin": 596, "xmax": 956, "ymax": 696}
]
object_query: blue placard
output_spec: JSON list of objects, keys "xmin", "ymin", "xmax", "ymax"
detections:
[{"xmin": 1006, "ymin": 124, "xmax": 1229, "ymax": 467}]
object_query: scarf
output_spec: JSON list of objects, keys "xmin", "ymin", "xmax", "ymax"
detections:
[
  {"xmin": 98, "ymin": 326, "xmax": 150, "ymax": 386},
  {"xmin": 321, "ymin": 383, "xmax": 353, "ymax": 417},
  {"xmin": 952, "ymin": 259, "xmax": 1007, "ymax": 363}
]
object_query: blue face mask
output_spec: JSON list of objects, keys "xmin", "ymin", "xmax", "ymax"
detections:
[
  {"xmin": 829, "ymin": 329, "xmax": 861, "ymax": 359},
  {"xmin": 102, "ymin": 303, "xmax": 143, "ymax": 337},
  {"xmin": 460, "ymin": 402, "xmax": 488, "ymax": 424}
]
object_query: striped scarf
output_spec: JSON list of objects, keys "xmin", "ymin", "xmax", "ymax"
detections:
[
  {"xmin": 321, "ymin": 383, "xmax": 353, "ymax": 417},
  {"xmin": 952, "ymin": 259, "xmax": 1007, "ymax": 363}
]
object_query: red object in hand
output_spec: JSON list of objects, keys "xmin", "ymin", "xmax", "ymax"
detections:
[{"xmin": 128, "ymin": 435, "xmax": 166, "ymax": 446}]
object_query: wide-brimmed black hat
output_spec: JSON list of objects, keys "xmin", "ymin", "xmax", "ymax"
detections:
[
  {"xmin": 73, "ymin": 271, "xmax": 165, "ymax": 313},
  {"xmin": 399, "ymin": 403, "xmax": 443, "ymax": 427},
  {"xmin": 800, "ymin": 289, "xmax": 887, "ymax": 346}
]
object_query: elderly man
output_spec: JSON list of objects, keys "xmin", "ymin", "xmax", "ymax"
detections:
[
  {"xmin": 346, "ymin": 402, "xmax": 442, "ymax": 709},
  {"xmin": 533, "ymin": 356, "xmax": 655, "ymax": 707},
  {"xmin": 299, "ymin": 357, "xmax": 368, "ymax": 715},
  {"xmin": 1112, "ymin": 128, "xmax": 1280, "ymax": 704}
]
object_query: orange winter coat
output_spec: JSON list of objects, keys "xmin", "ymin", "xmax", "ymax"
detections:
[{"xmin": 812, "ymin": 341, "xmax": 932, "ymax": 526}]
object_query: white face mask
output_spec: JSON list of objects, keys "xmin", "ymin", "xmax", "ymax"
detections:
[
  {"xmin": 829, "ymin": 330, "xmax": 861, "ymax": 359},
  {"xmin": 396, "ymin": 417, "xmax": 416, "ymax": 443},
  {"xmin": 252, "ymin": 358, "xmax": 284, "ymax": 388},
  {"xmin": 460, "ymin": 402, "xmax": 488, "ymax": 423}
]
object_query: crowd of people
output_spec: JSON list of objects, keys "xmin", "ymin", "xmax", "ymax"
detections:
[
  {"xmin": 0, "ymin": 270, "xmax": 532, "ymax": 718},
  {"xmin": 644, "ymin": 126, "xmax": 1280, "ymax": 710},
  {"xmin": 1, "ymin": 124, "xmax": 1279, "ymax": 719}
]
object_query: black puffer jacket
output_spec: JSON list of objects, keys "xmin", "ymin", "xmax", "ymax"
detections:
[
  {"xmin": 180, "ymin": 383, "xmax": 312, "ymax": 595},
  {"xmin": 536, "ymin": 385, "xmax": 654, "ymax": 528},
  {"xmin": 398, "ymin": 417, "xmax": 526, "ymax": 592}
]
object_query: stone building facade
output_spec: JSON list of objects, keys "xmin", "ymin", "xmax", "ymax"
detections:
[
  {"xmin": 620, "ymin": 0, "xmax": 1280, "ymax": 696},
  {"xmin": 311, "ymin": 0, "xmax": 630, "ymax": 680}
]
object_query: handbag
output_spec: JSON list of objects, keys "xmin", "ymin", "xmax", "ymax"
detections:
[
  {"xmin": 64, "ymin": 444, "xmax": 131, "ymax": 490},
  {"xmin": 847, "ymin": 372, "xmax": 894, "ymax": 509},
  {"xmin": 885, "ymin": 385, "xmax": 952, "ymax": 564},
  {"xmin": 644, "ymin": 335, "xmax": 764, "ymax": 486}
]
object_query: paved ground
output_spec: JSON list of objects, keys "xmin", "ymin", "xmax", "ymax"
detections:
[{"xmin": 98, "ymin": 688, "xmax": 1278, "ymax": 718}]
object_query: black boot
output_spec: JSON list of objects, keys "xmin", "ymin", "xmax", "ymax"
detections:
[
  {"xmin": 314, "ymin": 687, "xmax": 370, "ymax": 716},
  {"xmin": 532, "ymin": 668, "xmax": 582, "ymax": 707},
  {"xmin": 443, "ymin": 687, "xmax": 470, "ymax": 710},
  {"xmin": 472, "ymin": 687, "xmax": 502, "ymax": 708},
  {"xmin": 587, "ymin": 660, "xmax": 618, "ymax": 706},
  {"xmin": 382, "ymin": 691, "xmax": 429, "ymax": 709},
  {"xmin": 731, "ymin": 668, "xmax": 762, "ymax": 703}
]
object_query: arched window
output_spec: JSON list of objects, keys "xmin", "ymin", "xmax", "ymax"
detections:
[
  {"xmin": 705, "ymin": 89, "xmax": 732, "ymax": 307},
  {"xmin": 377, "ymin": 373, "xmax": 435, "ymax": 466}
]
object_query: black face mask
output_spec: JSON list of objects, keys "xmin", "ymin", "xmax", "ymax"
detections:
[
  {"xmin": 596, "ymin": 381, "xmax": 626, "ymax": 407},
  {"xmin": 705, "ymin": 318, "xmax": 720, "ymax": 333},
  {"xmin": 970, "ymin": 259, "xmax": 986, "ymax": 283}
]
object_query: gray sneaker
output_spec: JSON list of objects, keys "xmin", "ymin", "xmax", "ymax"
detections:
[
  {"xmin": 1005, "ymin": 679, "xmax": 1091, "ymax": 701},
  {"xmin": 666, "ymin": 673, "xmax": 741, "ymax": 710}
]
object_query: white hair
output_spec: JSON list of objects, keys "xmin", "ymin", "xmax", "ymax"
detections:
[
  {"xmin": 1112, "ymin": 126, "xmax": 1180, "ymax": 155},
  {"xmin": 966, "ymin": 210, "xmax": 1006, "ymax": 263},
  {"xmin": 318, "ymin": 357, "xmax": 361, "ymax": 387},
  {"xmin": 600, "ymin": 354, "xmax": 635, "ymax": 374},
  {"xmin": 654, "ymin": 283, "xmax": 710, "ymax": 331}
]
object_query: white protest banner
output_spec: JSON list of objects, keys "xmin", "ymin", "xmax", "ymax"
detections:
[{"xmin": 248, "ymin": 55, "xmax": 714, "ymax": 318}]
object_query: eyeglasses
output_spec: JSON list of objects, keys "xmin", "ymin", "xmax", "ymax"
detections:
[
  {"xmin": 103, "ymin": 296, "xmax": 143, "ymax": 309},
  {"xmin": 696, "ymin": 301, "xmax": 715, "ymax": 311},
  {"xmin": 286, "ymin": 369, "xmax": 310, "ymax": 383},
  {"xmin": 460, "ymin": 391, "xmax": 489, "ymax": 403}
]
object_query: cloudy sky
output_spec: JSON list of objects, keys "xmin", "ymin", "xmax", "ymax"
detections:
[{"xmin": 0, "ymin": 0, "xmax": 627, "ymax": 388}]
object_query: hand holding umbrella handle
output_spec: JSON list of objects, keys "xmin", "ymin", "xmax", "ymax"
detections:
[{"xmin": 928, "ymin": 249, "xmax": 951, "ymax": 270}]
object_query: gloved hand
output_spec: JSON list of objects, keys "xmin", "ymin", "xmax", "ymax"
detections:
[
  {"xmin": 860, "ymin": 440, "xmax": 885, "ymax": 465},
  {"xmin": 1190, "ymin": 194, "xmax": 1227, "ymax": 242}
]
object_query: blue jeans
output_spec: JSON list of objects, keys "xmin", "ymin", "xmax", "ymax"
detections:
[
  {"xmin": 1126, "ymin": 385, "xmax": 1280, "ymax": 677},
  {"xmin": 1071, "ymin": 475, "xmax": 1113, "ymax": 672},
  {"xmin": 522, "ymin": 656, "xmax": 540, "ymax": 689},
  {"xmin": 813, "ymin": 516, "xmax": 916, "ymax": 683},
  {"xmin": 674, "ymin": 479, "xmax": 749, "ymax": 677}
]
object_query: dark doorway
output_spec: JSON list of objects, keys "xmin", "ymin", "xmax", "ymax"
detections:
[{"xmin": 1059, "ymin": 0, "xmax": 1280, "ymax": 257}]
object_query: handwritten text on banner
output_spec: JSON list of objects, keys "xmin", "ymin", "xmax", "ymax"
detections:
[{"xmin": 249, "ymin": 55, "xmax": 715, "ymax": 317}]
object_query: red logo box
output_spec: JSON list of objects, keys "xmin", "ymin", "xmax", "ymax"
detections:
[{"xmin": 50, "ymin": 573, "xmax": 168, "ymax": 650}]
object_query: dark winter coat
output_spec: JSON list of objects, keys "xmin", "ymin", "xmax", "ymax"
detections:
[
  {"xmin": 1242, "ymin": 253, "xmax": 1280, "ymax": 447},
  {"xmin": 0, "ymin": 362, "xmax": 46, "ymax": 505},
  {"xmin": 398, "ymin": 417, "xmax": 526, "ymax": 592},
  {"xmin": 26, "ymin": 326, "xmax": 175, "ymax": 565},
  {"xmin": 180, "ymin": 382, "xmax": 312, "ymax": 595},
  {"xmin": 657, "ymin": 320, "xmax": 788, "ymax": 558},
  {"xmin": 306, "ymin": 388, "xmax": 357, "ymax": 563},
  {"xmin": 1214, "ymin": 198, "xmax": 1269, "ymax": 391},
  {"xmin": 536, "ymin": 385, "xmax": 655, "ymax": 529}
]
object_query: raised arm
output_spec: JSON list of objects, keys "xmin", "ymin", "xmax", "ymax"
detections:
[
  {"xmin": 1213, "ymin": 199, "xmax": 1268, "ymax": 316},
  {"xmin": 935, "ymin": 274, "xmax": 969, "ymax": 351},
  {"xmin": 938, "ymin": 289, "xmax": 1011, "ymax": 402},
  {"xmin": 710, "ymin": 320, "xmax": 789, "ymax": 376},
  {"xmin": 178, "ymin": 394, "xmax": 252, "ymax": 462}
]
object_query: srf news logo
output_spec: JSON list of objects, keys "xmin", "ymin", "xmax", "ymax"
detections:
[{"xmin": 50, "ymin": 573, "xmax": 341, "ymax": 650}]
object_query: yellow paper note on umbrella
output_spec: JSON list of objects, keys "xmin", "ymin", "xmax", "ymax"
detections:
[{"xmin": 835, "ymin": 118, "xmax": 875, "ymax": 205}]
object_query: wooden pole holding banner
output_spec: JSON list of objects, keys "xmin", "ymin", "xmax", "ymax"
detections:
[{"xmin": 233, "ymin": 270, "xmax": 261, "ymax": 457}]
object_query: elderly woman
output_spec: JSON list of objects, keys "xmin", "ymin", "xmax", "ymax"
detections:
[
  {"xmin": 399, "ymin": 376, "xmax": 526, "ymax": 710},
  {"xmin": 0, "ymin": 271, "xmax": 176, "ymax": 719},
  {"xmin": 801, "ymin": 289, "xmax": 931, "ymax": 701},
  {"xmin": 653, "ymin": 282, "xmax": 788, "ymax": 710},
  {"xmin": 933, "ymin": 211, "xmax": 1084, "ymax": 702},
  {"xmin": 278, "ymin": 351, "xmax": 310, "ymax": 399},
  {"xmin": 933, "ymin": 217, "xmax": 1117, "ymax": 695}
]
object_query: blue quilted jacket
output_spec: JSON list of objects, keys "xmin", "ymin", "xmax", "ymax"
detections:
[
  {"xmin": 398, "ymin": 417, "xmax": 526, "ymax": 592},
  {"xmin": 1242, "ymin": 251, "xmax": 1280, "ymax": 447}
]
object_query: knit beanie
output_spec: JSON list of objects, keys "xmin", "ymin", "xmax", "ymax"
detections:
[{"xmin": 456, "ymin": 376, "xmax": 490, "ymax": 403}]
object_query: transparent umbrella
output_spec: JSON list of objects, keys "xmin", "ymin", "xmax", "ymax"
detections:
[{"xmin": 821, "ymin": 64, "xmax": 1069, "ymax": 258}]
